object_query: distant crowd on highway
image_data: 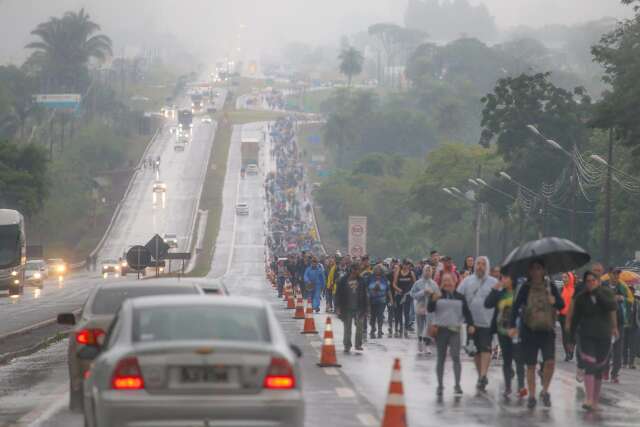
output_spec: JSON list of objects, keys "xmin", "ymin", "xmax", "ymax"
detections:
[{"xmin": 264, "ymin": 123, "xmax": 636, "ymax": 413}]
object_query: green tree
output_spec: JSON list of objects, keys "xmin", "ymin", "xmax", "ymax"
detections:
[
  {"xmin": 338, "ymin": 47, "xmax": 364, "ymax": 87},
  {"xmin": 0, "ymin": 140, "xmax": 48, "ymax": 218},
  {"xmin": 479, "ymin": 72, "xmax": 591, "ymax": 189},
  {"xmin": 26, "ymin": 8, "xmax": 112, "ymax": 92}
]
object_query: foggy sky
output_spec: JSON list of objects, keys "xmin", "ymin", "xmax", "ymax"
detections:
[{"xmin": 0, "ymin": 0, "xmax": 634, "ymax": 64}]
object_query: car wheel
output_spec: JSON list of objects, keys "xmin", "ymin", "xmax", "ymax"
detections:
[{"xmin": 69, "ymin": 384, "xmax": 84, "ymax": 412}]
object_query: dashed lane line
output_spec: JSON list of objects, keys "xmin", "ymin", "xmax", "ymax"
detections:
[
  {"xmin": 335, "ymin": 387, "xmax": 356, "ymax": 398},
  {"xmin": 356, "ymin": 413, "xmax": 378, "ymax": 426}
]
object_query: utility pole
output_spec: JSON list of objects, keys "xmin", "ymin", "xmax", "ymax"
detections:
[
  {"xmin": 570, "ymin": 144, "xmax": 578, "ymax": 242},
  {"xmin": 603, "ymin": 128, "xmax": 614, "ymax": 268}
]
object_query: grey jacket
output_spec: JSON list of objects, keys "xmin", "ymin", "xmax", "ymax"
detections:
[{"xmin": 457, "ymin": 265, "xmax": 497, "ymax": 327}]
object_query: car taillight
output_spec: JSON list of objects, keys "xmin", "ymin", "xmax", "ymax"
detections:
[
  {"xmin": 75, "ymin": 328, "xmax": 105, "ymax": 345},
  {"xmin": 263, "ymin": 357, "xmax": 295, "ymax": 390},
  {"xmin": 111, "ymin": 357, "xmax": 144, "ymax": 390}
]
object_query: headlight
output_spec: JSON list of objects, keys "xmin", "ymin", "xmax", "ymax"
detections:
[
  {"xmin": 57, "ymin": 265, "xmax": 65, "ymax": 273},
  {"xmin": 34, "ymin": 272, "xmax": 41, "ymax": 279},
  {"xmin": 11, "ymin": 271, "xmax": 18, "ymax": 277},
  {"xmin": 121, "ymin": 261, "xmax": 128, "ymax": 267},
  {"xmin": 115, "ymin": 266, "xmax": 121, "ymax": 272},
  {"xmin": 13, "ymin": 279, "xmax": 20, "ymax": 285}
]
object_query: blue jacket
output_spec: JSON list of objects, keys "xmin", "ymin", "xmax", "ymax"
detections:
[{"xmin": 304, "ymin": 265, "xmax": 326, "ymax": 289}]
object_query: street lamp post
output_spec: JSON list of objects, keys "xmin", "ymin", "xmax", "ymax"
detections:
[
  {"xmin": 527, "ymin": 125, "xmax": 578, "ymax": 241},
  {"xmin": 443, "ymin": 187, "xmax": 481, "ymax": 258}
]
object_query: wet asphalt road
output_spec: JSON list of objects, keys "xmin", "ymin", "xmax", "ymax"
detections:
[
  {"xmin": 2, "ymin": 120, "xmax": 640, "ymax": 427},
  {"xmin": 0, "ymin": 91, "xmax": 226, "ymax": 340}
]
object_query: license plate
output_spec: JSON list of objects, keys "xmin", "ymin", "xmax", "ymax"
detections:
[{"xmin": 180, "ymin": 366, "xmax": 229, "ymax": 383}]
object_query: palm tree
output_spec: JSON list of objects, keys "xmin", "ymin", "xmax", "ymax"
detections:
[
  {"xmin": 338, "ymin": 47, "xmax": 364, "ymax": 87},
  {"xmin": 26, "ymin": 8, "xmax": 112, "ymax": 92}
]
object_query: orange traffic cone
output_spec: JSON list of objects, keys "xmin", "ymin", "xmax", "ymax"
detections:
[
  {"xmin": 286, "ymin": 285, "xmax": 296, "ymax": 309},
  {"xmin": 381, "ymin": 358, "xmax": 407, "ymax": 427},
  {"xmin": 317, "ymin": 317, "xmax": 341, "ymax": 367},
  {"xmin": 301, "ymin": 298, "xmax": 318, "ymax": 334},
  {"xmin": 292, "ymin": 293, "xmax": 305, "ymax": 319},
  {"xmin": 282, "ymin": 281, "xmax": 290, "ymax": 302}
]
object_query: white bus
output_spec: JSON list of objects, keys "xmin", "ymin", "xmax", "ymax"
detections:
[{"xmin": 0, "ymin": 209, "xmax": 26, "ymax": 295}]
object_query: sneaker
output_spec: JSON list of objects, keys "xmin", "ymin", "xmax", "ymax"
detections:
[
  {"xmin": 503, "ymin": 386, "xmax": 512, "ymax": 398},
  {"xmin": 394, "ymin": 331, "xmax": 401, "ymax": 338},
  {"xmin": 344, "ymin": 347, "xmax": 351, "ymax": 354},
  {"xmin": 576, "ymin": 369, "xmax": 585, "ymax": 383},
  {"xmin": 454, "ymin": 385, "xmax": 463, "ymax": 395},
  {"xmin": 603, "ymin": 371, "xmax": 610, "ymax": 381},
  {"xmin": 378, "ymin": 332, "xmax": 383, "ymax": 339},
  {"xmin": 436, "ymin": 386, "xmax": 444, "ymax": 396},
  {"xmin": 631, "ymin": 365, "xmax": 637, "ymax": 370},
  {"xmin": 370, "ymin": 332, "xmax": 376, "ymax": 340},
  {"xmin": 518, "ymin": 388, "xmax": 528, "ymax": 399},
  {"xmin": 404, "ymin": 331, "xmax": 409, "ymax": 339},
  {"xmin": 527, "ymin": 397, "xmax": 537, "ymax": 409},
  {"xmin": 540, "ymin": 391, "xmax": 552, "ymax": 408},
  {"xmin": 355, "ymin": 346, "xmax": 363, "ymax": 351},
  {"xmin": 612, "ymin": 375, "xmax": 620, "ymax": 384},
  {"xmin": 425, "ymin": 347, "xmax": 433, "ymax": 355}
]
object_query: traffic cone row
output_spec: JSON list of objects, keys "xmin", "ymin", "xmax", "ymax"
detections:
[
  {"xmin": 292, "ymin": 293, "xmax": 305, "ymax": 319},
  {"xmin": 381, "ymin": 358, "xmax": 407, "ymax": 427},
  {"xmin": 317, "ymin": 316, "xmax": 341, "ymax": 367},
  {"xmin": 300, "ymin": 297, "xmax": 318, "ymax": 334},
  {"xmin": 282, "ymin": 280, "xmax": 290, "ymax": 302}
]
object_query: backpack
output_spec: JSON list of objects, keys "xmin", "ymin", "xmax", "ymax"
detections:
[
  {"xmin": 524, "ymin": 282, "xmax": 556, "ymax": 332},
  {"xmin": 497, "ymin": 303, "xmax": 512, "ymax": 336}
]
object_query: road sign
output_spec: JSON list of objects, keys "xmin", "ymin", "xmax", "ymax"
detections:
[
  {"xmin": 34, "ymin": 94, "xmax": 81, "ymax": 112},
  {"xmin": 145, "ymin": 234, "xmax": 170, "ymax": 260},
  {"xmin": 126, "ymin": 246, "xmax": 151, "ymax": 271},
  {"xmin": 164, "ymin": 252, "xmax": 192, "ymax": 260},
  {"xmin": 348, "ymin": 216, "xmax": 368, "ymax": 258}
]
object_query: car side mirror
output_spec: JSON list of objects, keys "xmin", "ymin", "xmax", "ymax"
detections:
[
  {"xmin": 57, "ymin": 313, "xmax": 76, "ymax": 325},
  {"xmin": 289, "ymin": 343, "xmax": 303, "ymax": 358},
  {"xmin": 77, "ymin": 345, "xmax": 101, "ymax": 361}
]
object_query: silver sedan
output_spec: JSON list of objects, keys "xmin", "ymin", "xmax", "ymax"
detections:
[{"xmin": 81, "ymin": 295, "xmax": 304, "ymax": 427}]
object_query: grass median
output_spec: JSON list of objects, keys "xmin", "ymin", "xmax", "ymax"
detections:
[{"xmin": 189, "ymin": 95, "xmax": 285, "ymax": 277}]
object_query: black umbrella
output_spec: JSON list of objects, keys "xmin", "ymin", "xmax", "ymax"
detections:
[{"xmin": 500, "ymin": 237, "xmax": 591, "ymax": 277}]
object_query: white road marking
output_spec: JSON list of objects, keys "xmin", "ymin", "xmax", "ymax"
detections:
[
  {"xmin": 356, "ymin": 413, "xmax": 378, "ymax": 426},
  {"xmin": 335, "ymin": 387, "xmax": 356, "ymax": 398},
  {"xmin": 323, "ymin": 367, "xmax": 339, "ymax": 376}
]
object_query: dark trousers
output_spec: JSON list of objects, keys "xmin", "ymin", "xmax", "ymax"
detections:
[
  {"xmin": 610, "ymin": 328, "xmax": 624, "ymax": 378},
  {"xmin": 623, "ymin": 327, "xmax": 636, "ymax": 366},
  {"xmin": 558, "ymin": 315, "xmax": 572, "ymax": 357},
  {"xmin": 277, "ymin": 276, "xmax": 286, "ymax": 297},
  {"xmin": 387, "ymin": 304, "xmax": 395, "ymax": 332},
  {"xmin": 343, "ymin": 310, "xmax": 363, "ymax": 350},
  {"xmin": 370, "ymin": 303, "xmax": 386, "ymax": 335},
  {"xmin": 394, "ymin": 294, "xmax": 412, "ymax": 332},
  {"xmin": 436, "ymin": 328, "xmax": 461, "ymax": 387},
  {"xmin": 498, "ymin": 335, "xmax": 525, "ymax": 390}
]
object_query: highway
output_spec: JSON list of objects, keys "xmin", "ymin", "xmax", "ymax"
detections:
[{"xmin": 0, "ymin": 90, "xmax": 225, "ymax": 346}]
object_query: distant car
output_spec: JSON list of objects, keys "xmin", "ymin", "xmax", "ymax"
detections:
[
  {"xmin": 192, "ymin": 278, "xmax": 230, "ymax": 295},
  {"xmin": 25, "ymin": 260, "xmax": 48, "ymax": 287},
  {"xmin": 101, "ymin": 260, "xmax": 121, "ymax": 277},
  {"xmin": 235, "ymin": 202, "xmax": 249, "ymax": 216},
  {"xmin": 206, "ymin": 107, "xmax": 217, "ymax": 114},
  {"xmin": 163, "ymin": 233, "xmax": 178, "ymax": 248},
  {"xmin": 246, "ymin": 164, "xmax": 259, "ymax": 175},
  {"xmin": 80, "ymin": 296, "xmax": 303, "ymax": 427},
  {"xmin": 174, "ymin": 143, "xmax": 185, "ymax": 152},
  {"xmin": 202, "ymin": 116, "xmax": 213, "ymax": 124},
  {"xmin": 152, "ymin": 181, "xmax": 166, "ymax": 193},
  {"xmin": 48, "ymin": 258, "xmax": 67, "ymax": 278},
  {"xmin": 57, "ymin": 279, "xmax": 205, "ymax": 412}
]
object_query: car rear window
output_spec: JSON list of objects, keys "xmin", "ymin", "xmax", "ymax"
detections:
[
  {"xmin": 133, "ymin": 305, "xmax": 270, "ymax": 343},
  {"xmin": 91, "ymin": 286, "xmax": 198, "ymax": 315}
]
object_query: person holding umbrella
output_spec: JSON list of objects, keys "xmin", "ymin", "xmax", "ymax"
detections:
[{"xmin": 508, "ymin": 259, "xmax": 564, "ymax": 408}]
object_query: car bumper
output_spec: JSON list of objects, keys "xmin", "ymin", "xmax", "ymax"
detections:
[{"xmin": 96, "ymin": 390, "xmax": 304, "ymax": 427}]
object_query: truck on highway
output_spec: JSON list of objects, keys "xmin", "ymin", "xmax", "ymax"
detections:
[
  {"xmin": 178, "ymin": 109, "xmax": 193, "ymax": 135},
  {"xmin": 0, "ymin": 209, "xmax": 26, "ymax": 295},
  {"xmin": 191, "ymin": 93, "xmax": 203, "ymax": 114},
  {"xmin": 240, "ymin": 130, "xmax": 262, "ymax": 167}
]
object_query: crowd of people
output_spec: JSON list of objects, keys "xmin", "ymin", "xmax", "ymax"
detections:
[{"xmin": 263, "ymin": 119, "xmax": 637, "ymax": 413}]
